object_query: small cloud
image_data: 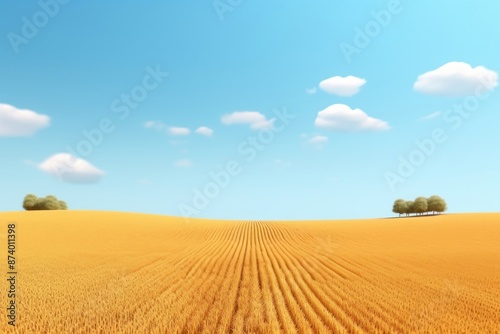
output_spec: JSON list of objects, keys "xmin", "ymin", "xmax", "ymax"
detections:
[
  {"xmin": 420, "ymin": 111, "xmax": 442, "ymax": 121},
  {"xmin": 195, "ymin": 126, "xmax": 214, "ymax": 136},
  {"xmin": 38, "ymin": 153, "xmax": 104, "ymax": 184},
  {"xmin": 319, "ymin": 75, "xmax": 366, "ymax": 96},
  {"xmin": 414, "ymin": 61, "xmax": 498, "ymax": 96},
  {"xmin": 221, "ymin": 111, "xmax": 275, "ymax": 130},
  {"xmin": 0, "ymin": 103, "xmax": 50, "ymax": 137},
  {"xmin": 174, "ymin": 159, "xmax": 192, "ymax": 168},
  {"xmin": 299, "ymin": 133, "xmax": 309, "ymax": 139},
  {"xmin": 168, "ymin": 127, "xmax": 190, "ymax": 136},
  {"xmin": 315, "ymin": 104, "xmax": 390, "ymax": 132},
  {"xmin": 307, "ymin": 135, "xmax": 328, "ymax": 144},
  {"xmin": 144, "ymin": 121, "xmax": 190, "ymax": 136},
  {"xmin": 306, "ymin": 87, "xmax": 317, "ymax": 95}
]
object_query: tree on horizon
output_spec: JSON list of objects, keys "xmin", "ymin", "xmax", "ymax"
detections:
[
  {"xmin": 392, "ymin": 199, "xmax": 408, "ymax": 217},
  {"xmin": 393, "ymin": 196, "xmax": 447, "ymax": 217}
]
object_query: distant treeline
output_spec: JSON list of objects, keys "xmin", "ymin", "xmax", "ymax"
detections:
[
  {"xmin": 23, "ymin": 194, "xmax": 68, "ymax": 211},
  {"xmin": 392, "ymin": 196, "xmax": 447, "ymax": 217}
]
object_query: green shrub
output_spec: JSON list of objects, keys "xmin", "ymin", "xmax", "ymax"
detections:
[
  {"xmin": 22, "ymin": 194, "xmax": 68, "ymax": 210},
  {"xmin": 22, "ymin": 194, "xmax": 38, "ymax": 210}
]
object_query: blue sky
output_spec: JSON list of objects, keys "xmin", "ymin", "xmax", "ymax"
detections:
[{"xmin": 1, "ymin": 0, "xmax": 499, "ymax": 220}]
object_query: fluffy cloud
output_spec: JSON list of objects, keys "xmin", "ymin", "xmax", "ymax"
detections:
[
  {"xmin": 195, "ymin": 126, "xmax": 214, "ymax": 136},
  {"xmin": 307, "ymin": 135, "xmax": 328, "ymax": 144},
  {"xmin": 221, "ymin": 111, "xmax": 274, "ymax": 130},
  {"xmin": 414, "ymin": 62, "xmax": 498, "ymax": 96},
  {"xmin": 174, "ymin": 159, "xmax": 192, "ymax": 167},
  {"xmin": 0, "ymin": 103, "xmax": 50, "ymax": 136},
  {"xmin": 168, "ymin": 127, "xmax": 190, "ymax": 136},
  {"xmin": 315, "ymin": 104, "xmax": 389, "ymax": 132},
  {"xmin": 38, "ymin": 153, "xmax": 104, "ymax": 184},
  {"xmin": 319, "ymin": 76, "xmax": 366, "ymax": 96},
  {"xmin": 144, "ymin": 121, "xmax": 190, "ymax": 136}
]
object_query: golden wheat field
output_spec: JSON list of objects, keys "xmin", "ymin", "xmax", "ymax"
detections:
[{"xmin": 0, "ymin": 211, "xmax": 499, "ymax": 334}]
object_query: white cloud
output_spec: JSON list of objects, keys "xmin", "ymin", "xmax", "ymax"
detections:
[
  {"xmin": 38, "ymin": 153, "xmax": 104, "ymax": 184},
  {"xmin": 174, "ymin": 159, "xmax": 192, "ymax": 168},
  {"xmin": 195, "ymin": 126, "xmax": 213, "ymax": 136},
  {"xmin": 144, "ymin": 121, "xmax": 190, "ymax": 136},
  {"xmin": 319, "ymin": 75, "xmax": 366, "ymax": 96},
  {"xmin": 221, "ymin": 111, "xmax": 275, "ymax": 130},
  {"xmin": 168, "ymin": 127, "xmax": 190, "ymax": 136},
  {"xmin": 420, "ymin": 111, "xmax": 442, "ymax": 121},
  {"xmin": 307, "ymin": 135, "xmax": 328, "ymax": 144},
  {"xmin": 306, "ymin": 87, "xmax": 317, "ymax": 95},
  {"xmin": 414, "ymin": 62, "xmax": 498, "ymax": 96},
  {"xmin": 315, "ymin": 104, "xmax": 390, "ymax": 132},
  {"xmin": 0, "ymin": 103, "xmax": 50, "ymax": 137}
]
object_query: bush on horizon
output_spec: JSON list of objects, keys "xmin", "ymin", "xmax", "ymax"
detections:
[{"xmin": 22, "ymin": 194, "xmax": 68, "ymax": 211}]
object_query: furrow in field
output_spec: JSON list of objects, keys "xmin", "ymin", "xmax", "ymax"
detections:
[
  {"xmin": 188, "ymin": 223, "xmax": 247, "ymax": 333},
  {"xmin": 229, "ymin": 222, "xmax": 255, "ymax": 332},
  {"xmin": 257, "ymin": 221, "xmax": 299, "ymax": 333},
  {"xmin": 275, "ymin": 223, "xmax": 406, "ymax": 333},
  {"xmin": 102, "ymin": 226, "xmax": 228, "ymax": 332},
  {"xmin": 174, "ymin": 223, "xmax": 246, "ymax": 332},
  {"xmin": 265, "ymin": 221, "xmax": 334, "ymax": 333},
  {"xmin": 254, "ymin": 221, "xmax": 282, "ymax": 333},
  {"xmin": 139, "ymin": 224, "xmax": 239, "ymax": 332},
  {"xmin": 269, "ymin": 223, "xmax": 362, "ymax": 333},
  {"xmin": 261, "ymin": 221, "xmax": 312, "ymax": 333}
]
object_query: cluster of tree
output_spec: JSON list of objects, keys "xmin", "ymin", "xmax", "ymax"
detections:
[
  {"xmin": 392, "ymin": 195, "xmax": 447, "ymax": 217},
  {"xmin": 23, "ymin": 194, "xmax": 68, "ymax": 211}
]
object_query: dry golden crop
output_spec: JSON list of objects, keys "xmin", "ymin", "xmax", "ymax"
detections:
[{"xmin": 0, "ymin": 211, "xmax": 499, "ymax": 333}]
